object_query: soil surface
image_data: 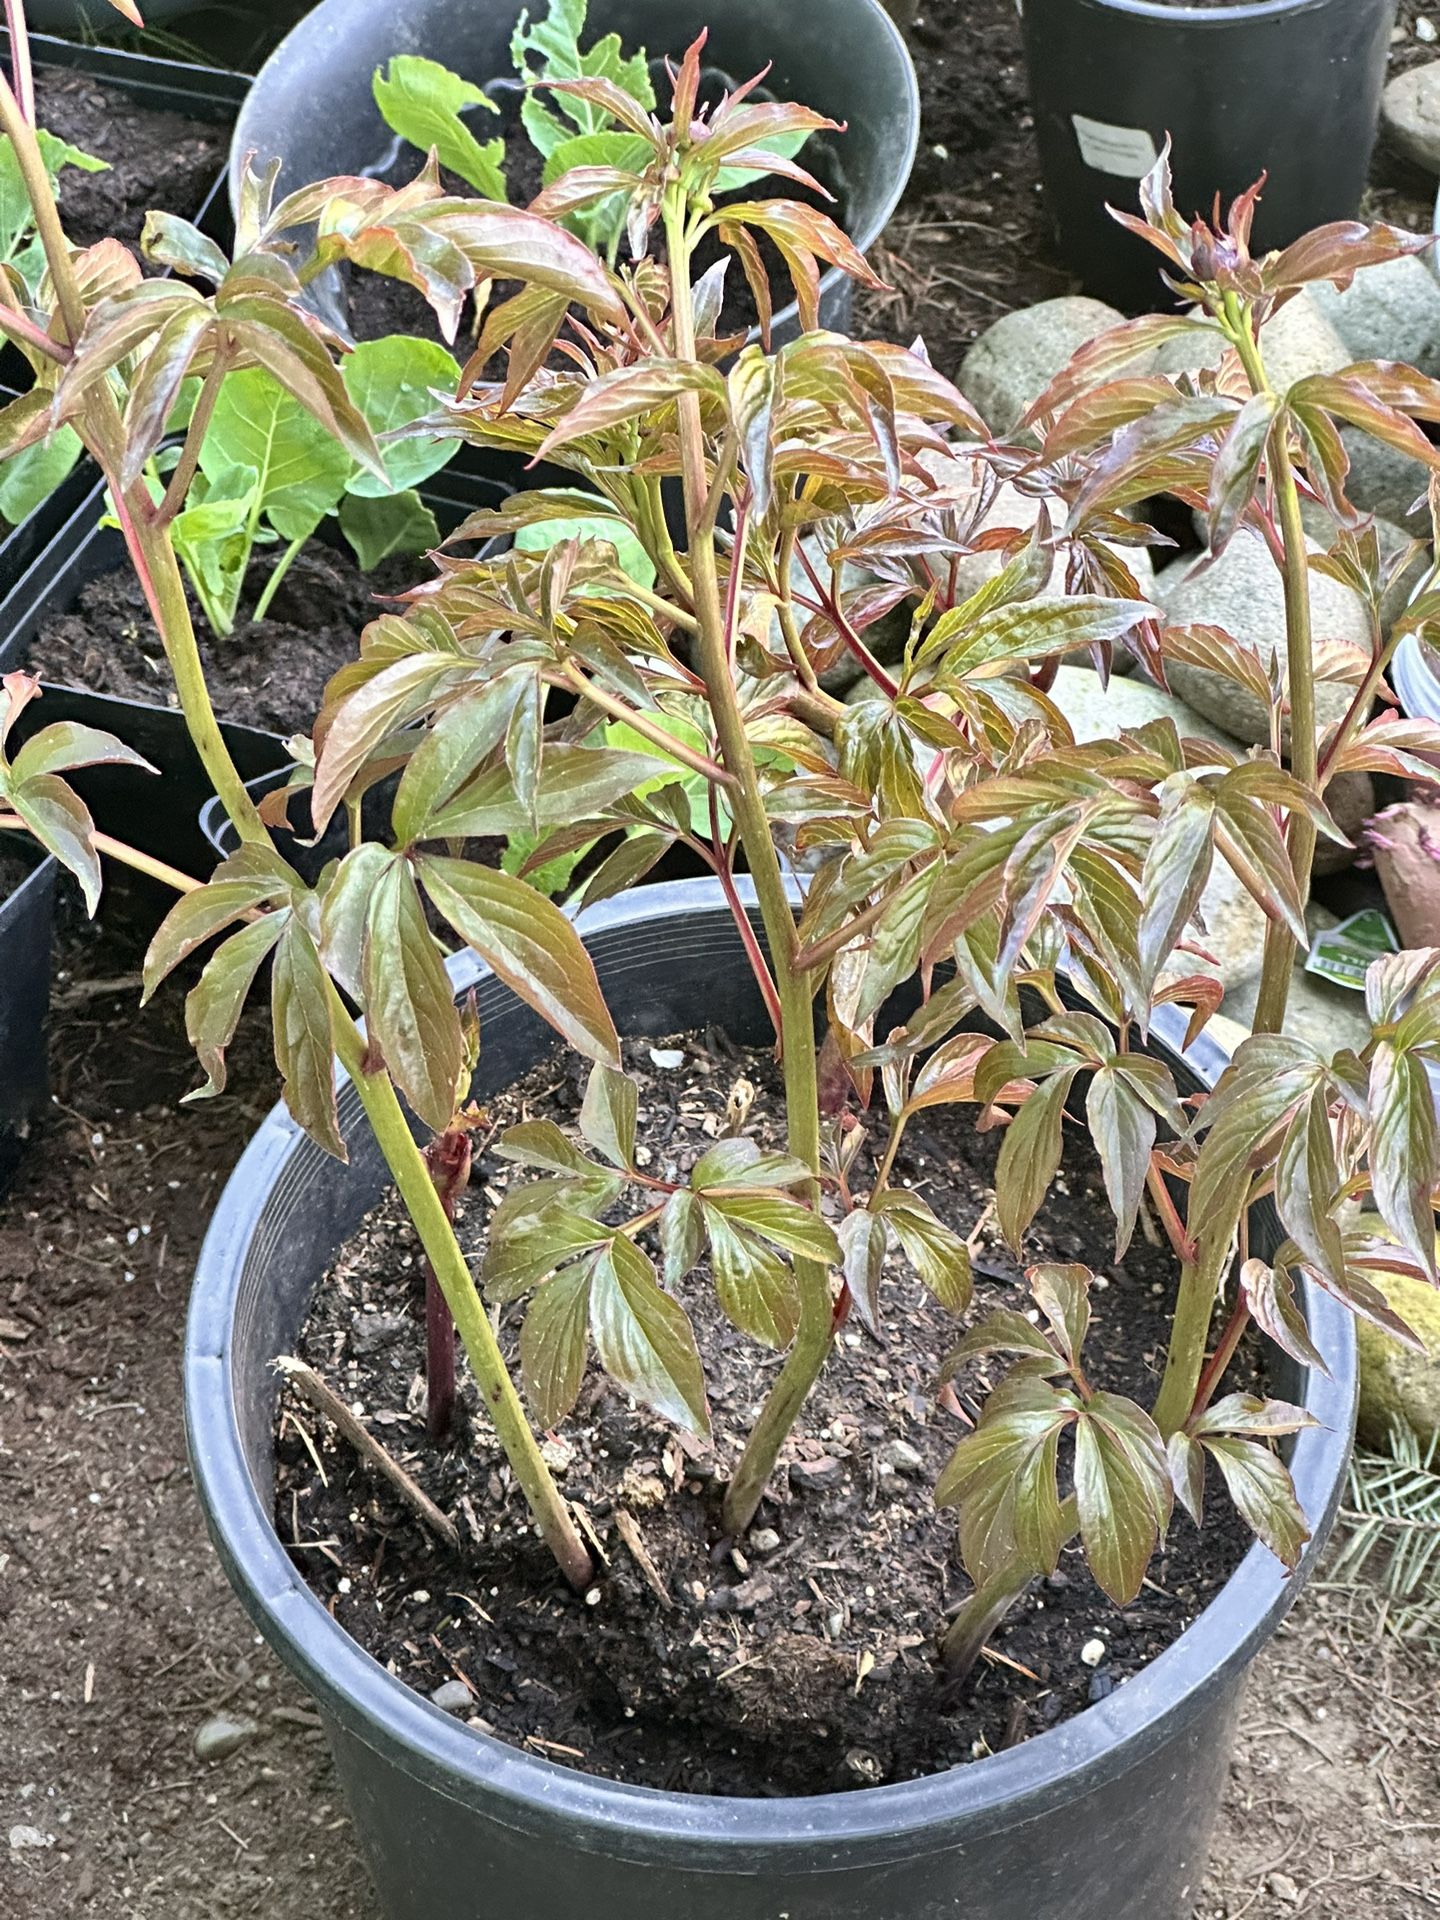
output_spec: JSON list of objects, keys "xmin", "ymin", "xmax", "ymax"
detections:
[
  {"xmin": 276, "ymin": 1029, "xmax": 1253, "ymax": 1795},
  {"xmin": 35, "ymin": 67, "xmax": 227, "ymax": 250},
  {"xmin": 25, "ymin": 543, "xmax": 416, "ymax": 738}
]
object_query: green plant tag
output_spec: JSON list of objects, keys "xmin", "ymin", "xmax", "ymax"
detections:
[{"xmin": 1305, "ymin": 908, "xmax": 1399, "ymax": 992}]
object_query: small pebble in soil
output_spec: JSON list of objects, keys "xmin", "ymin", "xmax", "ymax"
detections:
[
  {"xmin": 648, "ymin": 1047, "xmax": 686, "ymax": 1070},
  {"xmin": 430, "ymin": 1680, "xmax": 472, "ymax": 1714},
  {"xmin": 749, "ymin": 1528, "xmax": 782, "ymax": 1555},
  {"xmin": 1267, "ymin": 1872, "xmax": 1302, "ymax": 1905},
  {"xmin": 1079, "ymin": 1637, "xmax": 1107, "ymax": 1668},
  {"xmin": 1087, "ymin": 1671, "xmax": 1116, "ymax": 1704},
  {"xmin": 881, "ymin": 1439, "xmax": 925, "ymax": 1476},
  {"xmin": 8, "ymin": 1826, "xmax": 53, "ymax": 1851},
  {"xmin": 1418, "ymin": 15, "xmax": 1437, "ymax": 39},
  {"xmin": 194, "ymin": 1711, "xmax": 260, "ymax": 1762},
  {"xmin": 789, "ymin": 1456, "xmax": 844, "ymax": 1491}
]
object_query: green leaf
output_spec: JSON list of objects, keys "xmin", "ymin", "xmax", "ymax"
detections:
[
  {"xmin": 271, "ymin": 918, "xmax": 344, "ymax": 1159},
  {"xmin": 1074, "ymin": 1391, "xmax": 1173, "ymax": 1605},
  {"xmin": 589, "ymin": 1233, "xmax": 709, "ymax": 1434},
  {"xmin": 704, "ymin": 1191, "xmax": 839, "ymax": 1266},
  {"xmin": 1190, "ymin": 1392, "xmax": 1317, "ymax": 1439},
  {"xmin": 341, "ymin": 334, "xmax": 462, "ymax": 497},
  {"xmin": 939, "ymin": 1308, "xmax": 1066, "ymax": 1379},
  {"xmin": 373, "ymin": 56, "xmax": 506, "ymax": 199},
  {"xmin": 418, "ymin": 853, "xmax": 620, "ymax": 1068},
  {"xmin": 362, "ymin": 854, "xmax": 465, "ymax": 1132},
  {"xmin": 484, "ymin": 1204, "xmax": 609, "ymax": 1301},
  {"xmin": 1139, "ymin": 785, "xmax": 1215, "ymax": 996},
  {"xmin": 1086, "ymin": 1066, "xmax": 1157, "ymax": 1259},
  {"xmin": 1238, "ymin": 1256, "xmax": 1329, "ymax": 1376},
  {"xmin": 339, "ymin": 489, "xmax": 442, "ymax": 570},
  {"xmin": 578, "ymin": 1061, "xmax": 636, "ymax": 1169},
  {"xmin": 1274, "ymin": 1086, "xmax": 1346, "ymax": 1290},
  {"xmin": 0, "ymin": 426, "xmax": 81, "ymax": 527},
  {"xmin": 318, "ymin": 842, "xmax": 396, "ymax": 1001},
  {"xmin": 935, "ymin": 1369, "xmax": 1074, "ymax": 1585},
  {"xmin": 6, "ymin": 773, "xmax": 102, "ymax": 913},
  {"xmin": 702, "ymin": 1205, "xmax": 801, "ymax": 1349},
  {"xmin": 200, "ymin": 365, "xmax": 351, "ymax": 539},
  {"xmin": 874, "ymin": 1189, "xmax": 972, "ymax": 1310},
  {"xmin": 1201, "ymin": 1434, "xmax": 1310, "ymax": 1569},
  {"xmin": 514, "ymin": 511, "xmax": 656, "ymax": 588},
  {"xmin": 520, "ymin": 1258, "xmax": 595, "ymax": 1427},
  {"xmin": 390, "ymin": 669, "xmax": 530, "ymax": 847},
  {"xmin": 184, "ymin": 913, "xmax": 284, "ymax": 1100},
  {"xmin": 994, "ymin": 1073, "xmax": 1073, "ymax": 1252},
  {"xmin": 144, "ymin": 853, "xmax": 290, "ymax": 1000},
  {"xmin": 837, "ymin": 1209, "xmax": 888, "ymax": 1335}
]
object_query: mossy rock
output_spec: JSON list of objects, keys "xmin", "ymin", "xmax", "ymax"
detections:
[{"xmin": 1356, "ymin": 1266, "xmax": 1440, "ymax": 1451}]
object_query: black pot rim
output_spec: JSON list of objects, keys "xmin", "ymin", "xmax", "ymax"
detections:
[
  {"xmin": 184, "ymin": 876, "xmax": 1355, "ymax": 1869},
  {"xmin": 228, "ymin": 0, "xmax": 920, "ymax": 332},
  {"xmin": 1047, "ymin": 0, "xmax": 1339, "ymax": 22}
]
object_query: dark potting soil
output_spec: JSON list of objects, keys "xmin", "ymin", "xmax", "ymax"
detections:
[
  {"xmin": 276, "ymin": 1029, "xmax": 1259, "ymax": 1797},
  {"xmin": 34, "ymin": 67, "xmax": 228, "ymax": 253},
  {"xmin": 24, "ymin": 542, "xmax": 417, "ymax": 739},
  {"xmin": 0, "ymin": 839, "xmax": 37, "ymax": 901}
]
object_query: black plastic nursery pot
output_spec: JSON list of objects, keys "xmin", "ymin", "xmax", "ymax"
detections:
[
  {"xmin": 1020, "ymin": 0, "xmax": 1398, "ymax": 312},
  {"xmin": 185, "ymin": 877, "xmax": 1356, "ymax": 1920},
  {"xmin": 0, "ymin": 458, "xmax": 517, "ymax": 878},
  {"xmin": 229, "ymin": 0, "xmax": 919, "ymax": 348},
  {"xmin": 0, "ymin": 842, "xmax": 54, "ymax": 1195}
]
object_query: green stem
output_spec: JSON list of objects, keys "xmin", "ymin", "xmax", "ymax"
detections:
[
  {"xmin": 329, "ymin": 1005, "xmax": 594, "ymax": 1591},
  {"xmin": 658, "ymin": 191, "xmax": 833, "ymax": 1537},
  {"xmin": 251, "ymin": 531, "xmax": 307, "ymax": 625}
]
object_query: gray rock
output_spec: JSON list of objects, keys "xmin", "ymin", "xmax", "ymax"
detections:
[
  {"xmin": 1212, "ymin": 954, "xmax": 1369, "ymax": 1054},
  {"xmin": 1154, "ymin": 290, "xmax": 1349, "ymax": 391},
  {"xmin": 429, "ymin": 1680, "xmax": 473, "ymax": 1714},
  {"xmin": 880, "ymin": 1439, "xmax": 925, "ymax": 1476},
  {"xmin": 1049, "ymin": 663, "xmax": 1229, "ymax": 749},
  {"xmin": 1308, "ymin": 253, "xmax": 1440, "ymax": 380},
  {"xmin": 1382, "ymin": 62, "xmax": 1440, "ymax": 174},
  {"xmin": 1342, "ymin": 428, "xmax": 1431, "ymax": 528},
  {"xmin": 789, "ymin": 1455, "xmax": 845, "ymax": 1491},
  {"xmin": 1151, "ymin": 535, "xmax": 1368, "ymax": 746},
  {"xmin": 194, "ymin": 1711, "xmax": 260, "ymax": 1763},
  {"xmin": 749, "ymin": 1527, "xmax": 782, "ymax": 1555},
  {"xmin": 350, "ymin": 1309, "xmax": 408, "ymax": 1357},
  {"xmin": 8, "ymin": 1826, "xmax": 53, "ymax": 1852},
  {"xmin": 957, "ymin": 296, "xmax": 1131, "ymax": 436}
]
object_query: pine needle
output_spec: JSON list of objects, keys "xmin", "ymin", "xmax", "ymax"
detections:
[{"xmin": 1328, "ymin": 1425, "xmax": 1440, "ymax": 1652}]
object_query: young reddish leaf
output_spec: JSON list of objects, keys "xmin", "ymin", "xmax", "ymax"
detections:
[
  {"xmin": 1167, "ymin": 1430, "xmax": 1206, "ymax": 1526},
  {"xmin": 1263, "ymin": 221, "xmax": 1432, "ymax": 294},
  {"xmin": 837, "ymin": 1209, "xmax": 889, "ymax": 1335},
  {"xmin": 418, "ymin": 854, "xmax": 620, "ymax": 1068},
  {"xmin": 589, "ymin": 1233, "xmax": 709, "ymax": 1434},
  {"xmin": 1019, "ymin": 312, "xmax": 1216, "ymax": 430},
  {"xmin": 1189, "ymin": 1038, "xmax": 1325, "ymax": 1250},
  {"xmin": 184, "ymin": 913, "xmax": 285, "ymax": 1101},
  {"xmin": 416, "ymin": 201, "xmax": 627, "ymax": 321},
  {"xmin": 6, "ymin": 775, "xmax": 104, "ymax": 915},
  {"xmin": 312, "ymin": 649, "xmax": 463, "ymax": 835},
  {"xmin": 713, "ymin": 200, "xmax": 886, "ymax": 293},
  {"xmin": 1158, "ymin": 623, "xmax": 1274, "ymax": 709},
  {"xmin": 271, "ymin": 918, "xmax": 344, "ymax": 1159},
  {"xmin": 659, "ymin": 1188, "xmax": 706, "ymax": 1286},
  {"xmin": 1068, "ymin": 397, "xmax": 1239, "ymax": 527},
  {"xmin": 1207, "ymin": 391, "xmax": 1278, "ymax": 554},
  {"xmin": 1212, "ymin": 790, "xmax": 1310, "ymax": 948},
  {"xmin": 691, "ymin": 1139, "xmax": 814, "ymax": 1190},
  {"xmin": 579, "ymin": 1062, "xmax": 637, "ymax": 1170},
  {"xmin": 319, "ymin": 843, "xmax": 402, "ymax": 1002},
  {"xmin": 1040, "ymin": 377, "xmax": 1184, "ymax": 464},
  {"xmin": 520, "ymin": 1259, "xmax": 595, "ymax": 1428},
  {"xmin": 702, "ymin": 1206, "xmax": 801, "ymax": 1349},
  {"xmin": 1239, "ymin": 1256, "xmax": 1330, "ymax": 1375},
  {"xmin": 143, "ymin": 852, "xmax": 290, "ymax": 1001},
  {"xmin": 1190, "ymin": 1392, "xmax": 1317, "ymax": 1439},
  {"xmin": 1367, "ymin": 1041, "xmax": 1439, "ymax": 1281},
  {"xmin": 1201, "ymin": 1435, "xmax": 1310, "ymax": 1568},
  {"xmin": 994, "ymin": 1072, "xmax": 1074, "ymax": 1252},
  {"xmin": 483, "ymin": 1207, "xmax": 611, "ymax": 1302},
  {"xmin": 938, "ymin": 1308, "xmax": 1065, "ymax": 1379},
  {"xmin": 10, "ymin": 719, "xmax": 154, "ymax": 785},
  {"xmin": 534, "ymin": 358, "xmax": 726, "ymax": 459},
  {"xmin": 710, "ymin": 1192, "xmax": 839, "ymax": 1266},
  {"xmin": 1074, "ymin": 1392, "xmax": 1173, "ymax": 1605},
  {"xmin": 1029, "ymin": 1263, "xmax": 1093, "ymax": 1376},
  {"xmin": 362, "ymin": 855, "xmax": 466, "ymax": 1133},
  {"xmin": 1274, "ymin": 1087, "xmax": 1346, "ymax": 1289},
  {"xmin": 1288, "ymin": 369, "xmax": 1440, "ymax": 470},
  {"xmin": 875, "ymin": 1189, "xmax": 972, "ymax": 1310},
  {"xmin": 1138, "ymin": 784, "xmax": 1216, "ymax": 996},
  {"xmin": 728, "ymin": 343, "xmax": 778, "ymax": 516},
  {"xmin": 935, "ymin": 1370, "xmax": 1075, "ymax": 1585},
  {"xmin": 141, "ymin": 210, "xmax": 231, "ymax": 286},
  {"xmin": 1086, "ymin": 1066, "xmax": 1156, "ymax": 1258}
]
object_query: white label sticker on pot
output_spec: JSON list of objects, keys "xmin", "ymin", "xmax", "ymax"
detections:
[{"xmin": 1071, "ymin": 114, "xmax": 1159, "ymax": 178}]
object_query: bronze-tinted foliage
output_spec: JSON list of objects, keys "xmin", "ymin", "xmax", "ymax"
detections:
[{"xmin": 19, "ymin": 34, "xmax": 1440, "ymax": 1630}]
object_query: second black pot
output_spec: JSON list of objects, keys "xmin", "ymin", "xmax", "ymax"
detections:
[
  {"xmin": 185, "ymin": 877, "xmax": 1355, "ymax": 1920},
  {"xmin": 1020, "ymin": 0, "xmax": 1398, "ymax": 312},
  {"xmin": 0, "ymin": 843, "xmax": 54, "ymax": 1195}
]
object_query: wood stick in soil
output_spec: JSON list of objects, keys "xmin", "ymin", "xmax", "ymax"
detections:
[{"xmin": 273, "ymin": 1356, "xmax": 461, "ymax": 1554}]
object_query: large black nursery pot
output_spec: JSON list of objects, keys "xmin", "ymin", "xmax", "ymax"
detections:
[
  {"xmin": 185, "ymin": 876, "xmax": 1356, "ymax": 1920},
  {"xmin": 1020, "ymin": 0, "xmax": 1398, "ymax": 312},
  {"xmin": 0, "ymin": 844, "xmax": 55, "ymax": 1195},
  {"xmin": 228, "ymin": 0, "xmax": 919, "ymax": 347}
]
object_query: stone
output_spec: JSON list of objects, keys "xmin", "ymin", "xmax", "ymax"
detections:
[
  {"xmin": 429, "ymin": 1680, "xmax": 473, "ymax": 1714},
  {"xmin": 1213, "ymin": 958, "xmax": 1371, "ymax": 1055},
  {"xmin": 788, "ymin": 1455, "xmax": 845, "ymax": 1491},
  {"xmin": 1381, "ymin": 62, "xmax": 1440, "ymax": 174},
  {"xmin": 349, "ymin": 1309, "xmax": 408, "ymax": 1357},
  {"xmin": 1049, "ymin": 663, "xmax": 1228, "ymax": 750},
  {"xmin": 1356, "ymin": 1264, "xmax": 1440, "ymax": 1449},
  {"xmin": 1151, "ymin": 535, "xmax": 1368, "ymax": 746},
  {"xmin": 1154, "ymin": 289, "xmax": 1350, "ymax": 391},
  {"xmin": 880, "ymin": 1438, "xmax": 925, "ymax": 1476},
  {"xmin": 1343, "ymin": 428, "xmax": 1431, "ymax": 528},
  {"xmin": 1266, "ymin": 1872, "xmax": 1303, "ymax": 1907},
  {"xmin": 749, "ymin": 1527, "xmax": 782, "ymax": 1555},
  {"xmin": 194, "ymin": 1711, "xmax": 260, "ymax": 1762},
  {"xmin": 957, "ymin": 296, "xmax": 1132, "ymax": 436},
  {"xmin": 1079, "ymin": 1636, "xmax": 1107, "ymax": 1667},
  {"xmin": 8, "ymin": 1826, "xmax": 52, "ymax": 1851},
  {"xmin": 1308, "ymin": 252, "xmax": 1440, "ymax": 380}
]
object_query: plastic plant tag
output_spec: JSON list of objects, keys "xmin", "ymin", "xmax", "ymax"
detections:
[
  {"xmin": 1305, "ymin": 908, "xmax": 1399, "ymax": 992},
  {"xmin": 1070, "ymin": 115, "xmax": 1159, "ymax": 179}
]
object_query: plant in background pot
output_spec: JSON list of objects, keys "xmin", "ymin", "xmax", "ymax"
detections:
[{"xmin": 2, "ymin": 0, "xmax": 1440, "ymax": 1906}]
